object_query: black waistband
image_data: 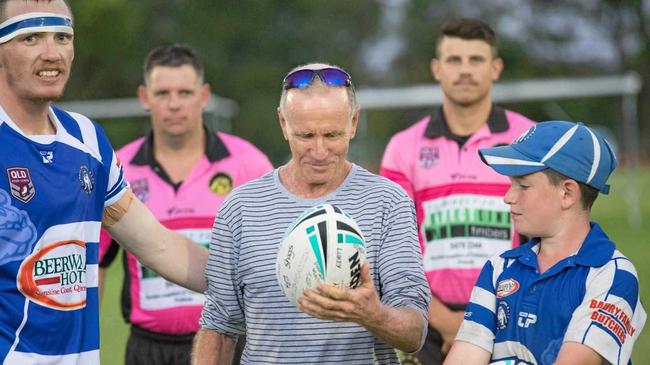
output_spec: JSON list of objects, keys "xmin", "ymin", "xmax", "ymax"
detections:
[{"xmin": 130, "ymin": 324, "xmax": 196, "ymax": 344}]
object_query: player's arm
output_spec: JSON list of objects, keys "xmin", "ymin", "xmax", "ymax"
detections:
[
  {"xmin": 552, "ymin": 342, "xmax": 605, "ymax": 365},
  {"xmin": 299, "ymin": 263, "xmax": 425, "ymax": 353},
  {"xmin": 443, "ymin": 341, "xmax": 491, "ymax": 365},
  {"xmin": 191, "ymin": 329, "xmax": 236, "ymax": 365},
  {"xmin": 428, "ymin": 295, "xmax": 465, "ymax": 353},
  {"xmin": 103, "ymin": 189, "xmax": 208, "ymax": 292}
]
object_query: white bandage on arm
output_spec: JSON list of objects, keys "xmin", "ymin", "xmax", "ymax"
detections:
[{"xmin": 102, "ymin": 188, "xmax": 135, "ymax": 228}]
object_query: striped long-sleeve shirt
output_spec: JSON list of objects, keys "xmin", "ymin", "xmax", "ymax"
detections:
[{"xmin": 200, "ymin": 164, "xmax": 431, "ymax": 364}]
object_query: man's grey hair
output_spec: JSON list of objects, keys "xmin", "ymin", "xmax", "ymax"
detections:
[{"xmin": 279, "ymin": 62, "xmax": 358, "ymax": 115}]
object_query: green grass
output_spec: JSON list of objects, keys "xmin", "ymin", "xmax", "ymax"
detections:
[{"xmin": 99, "ymin": 167, "xmax": 650, "ymax": 364}]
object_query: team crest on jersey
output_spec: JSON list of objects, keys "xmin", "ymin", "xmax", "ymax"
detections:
[
  {"xmin": 7, "ymin": 167, "xmax": 36, "ymax": 203},
  {"xmin": 78, "ymin": 165, "xmax": 95, "ymax": 194},
  {"xmin": 131, "ymin": 178, "xmax": 150, "ymax": 202},
  {"xmin": 497, "ymin": 300, "xmax": 510, "ymax": 330},
  {"xmin": 209, "ymin": 172, "xmax": 233, "ymax": 196},
  {"xmin": 419, "ymin": 146, "xmax": 439, "ymax": 169},
  {"xmin": 496, "ymin": 278, "xmax": 520, "ymax": 298},
  {"xmin": 18, "ymin": 240, "xmax": 87, "ymax": 310}
]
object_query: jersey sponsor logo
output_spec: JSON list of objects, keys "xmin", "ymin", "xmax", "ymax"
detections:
[
  {"xmin": 496, "ymin": 278, "xmax": 520, "ymax": 298},
  {"xmin": 39, "ymin": 151, "xmax": 54, "ymax": 164},
  {"xmin": 496, "ymin": 301, "xmax": 510, "ymax": 330},
  {"xmin": 421, "ymin": 194, "xmax": 512, "ymax": 270},
  {"xmin": 209, "ymin": 172, "xmax": 233, "ymax": 195},
  {"xmin": 0, "ymin": 190, "xmax": 37, "ymax": 265},
  {"xmin": 7, "ymin": 167, "xmax": 36, "ymax": 203},
  {"xmin": 517, "ymin": 311, "xmax": 537, "ymax": 328},
  {"xmin": 131, "ymin": 178, "xmax": 149, "ymax": 202},
  {"xmin": 589, "ymin": 299, "xmax": 637, "ymax": 343},
  {"xmin": 18, "ymin": 240, "xmax": 87, "ymax": 310},
  {"xmin": 419, "ymin": 146, "xmax": 439, "ymax": 169},
  {"xmin": 78, "ymin": 165, "xmax": 95, "ymax": 194}
]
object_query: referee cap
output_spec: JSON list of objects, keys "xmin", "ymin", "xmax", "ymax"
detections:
[{"xmin": 478, "ymin": 121, "xmax": 618, "ymax": 194}]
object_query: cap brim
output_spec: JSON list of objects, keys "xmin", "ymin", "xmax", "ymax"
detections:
[{"xmin": 479, "ymin": 145, "xmax": 546, "ymax": 177}]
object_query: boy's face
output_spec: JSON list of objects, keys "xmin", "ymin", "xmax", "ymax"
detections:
[{"xmin": 504, "ymin": 171, "xmax": 564, "ymax": 238}]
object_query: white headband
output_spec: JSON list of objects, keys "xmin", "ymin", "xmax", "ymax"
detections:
[{"xmin": 0, "ymin": 12, "xmax": 73, "ymax": 44}]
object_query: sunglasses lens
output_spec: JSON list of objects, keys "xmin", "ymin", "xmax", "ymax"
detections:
[
  {"xmin": 283, "ymin": 70, "xmax": 315, "ymax": 89},
  {"xmin": 319, "ymin": 69, "xmax": 351, "ymax": 87}
]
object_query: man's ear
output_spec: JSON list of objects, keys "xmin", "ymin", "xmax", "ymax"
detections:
[
  {"xmin": 137, "ymin": 85, "xmax": 150, "ymax": 111},
  {"xmin": 277, "ymin": 107, "xmax": 289, "ymax": 141}
]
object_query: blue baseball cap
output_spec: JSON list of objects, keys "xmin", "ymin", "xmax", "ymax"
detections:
[{"xmin": 478, "ymin": 121, "xmax": 618, "ymax": 194}]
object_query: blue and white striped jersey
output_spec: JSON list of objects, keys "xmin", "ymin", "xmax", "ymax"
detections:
[
  {"xmin": 456, "ymin": 223, "xmax": 646, "ymax": 365},
  {"xmin": 200, "ymin": 164, "xmax": 431, "ymax": 364},
  {"xmin": 0, "ymin": 105, "xmax": 127, "ymax": 365}
]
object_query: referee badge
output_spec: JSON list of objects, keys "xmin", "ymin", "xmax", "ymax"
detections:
[{"xmin": 209, "ymin": 172, "xmax": 233, "ymax": 196}]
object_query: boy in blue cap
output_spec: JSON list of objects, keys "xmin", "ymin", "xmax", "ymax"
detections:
[{"xmin": 444, "ymin": 121, "xmax": 646, "ymax": 365}]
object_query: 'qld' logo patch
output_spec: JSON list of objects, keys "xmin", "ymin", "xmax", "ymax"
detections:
[
  {"xmin": 18, "ymin": 240, "xmax": 87, "ymax": 311},
  {"xmin": 7, "ymin": 167, "xmax": 36, "ymax": 203},
  {"xmin": 496, "ymin": 278, "xmax": 520, "ymax": 298}
]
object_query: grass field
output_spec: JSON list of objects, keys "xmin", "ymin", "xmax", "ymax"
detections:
[{"xmin": 99, "ymin": 168, "xmax": 650, "ymax": 364}]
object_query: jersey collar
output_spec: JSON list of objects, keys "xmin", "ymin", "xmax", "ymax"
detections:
[
  {"xmin": 423, "ymin": 105, "xmax": 509, "ymax": 140},
  {"xmin": 502, "ymin": 222, "xmax": 615, "ymax": 268},
  {"xmin": 131, "ymin": 127, "xmax": 230, "ymax": 166}
]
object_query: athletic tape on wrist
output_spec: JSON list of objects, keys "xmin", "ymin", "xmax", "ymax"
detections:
[{"xmin": 0, "ymin": 12, "xmax": 73, "ymax": 44}]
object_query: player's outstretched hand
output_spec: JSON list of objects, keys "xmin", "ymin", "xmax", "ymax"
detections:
[{"xmin": 298, "ymin": 263, "xmax": 386, "ymax": 326}]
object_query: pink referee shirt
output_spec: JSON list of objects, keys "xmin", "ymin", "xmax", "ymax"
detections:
[
  {"xmin": 100, "ymin": 130, "xmax": 273, "ymax": 334},
  {"xmin": 380, "ymin": 106, "xmax": 534, "ymax": 305}
]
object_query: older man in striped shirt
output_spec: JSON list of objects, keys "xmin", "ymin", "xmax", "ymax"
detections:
[{"xmin": 191, "ymin": 63, "xmax": 431, "ymax": 365}]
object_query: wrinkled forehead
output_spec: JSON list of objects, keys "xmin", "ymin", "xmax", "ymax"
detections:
[{"xmin": 0, "ymin": 10, "xmax": 73, "ymax": 44}]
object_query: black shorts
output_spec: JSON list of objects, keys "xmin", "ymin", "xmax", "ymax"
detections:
[{"xmin": 125, "ymin": 325, "xmax": 245, "ymax": 365}]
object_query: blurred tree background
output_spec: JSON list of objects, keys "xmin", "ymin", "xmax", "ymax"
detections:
[{"xmin": 64, "ymin": 0, "xmax": 650, "ymax": 168}]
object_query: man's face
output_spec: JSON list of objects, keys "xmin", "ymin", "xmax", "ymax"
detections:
[
  {"xmin": 138, "ymin": 65, "xmax": 209, "ymax": 140},
  {"xmin": 431, "ymin": 36, "xmax": 502, "ymax": 107},
  {"xmin": 0, "ymin": 0, "xmax": 74, "ymax": 103},
  {"xmin": 278, "ymin": 86, "xmax": 358, "ymax": 188}
]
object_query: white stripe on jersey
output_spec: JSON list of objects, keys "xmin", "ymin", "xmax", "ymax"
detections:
[
  {"xmin": 455, "ymin": 320, "xmax": 495, "ymax": 353},
  {"xmin": 86, "ymin": 264, "xmax": 98, "ymax": 288},
  {"xmin": 493, "ymin": 341, "xmax": 537, "ymax": 364},
  {"xmin": 490, "ymin": 255, "xmax": 507, "ymax": 288},
  {"xmin": 4, "ymin": 349, "xmax": 99, "ymax": 365},
  {"xmin": 32, "ymin": 222, "xmax": 101, "ymax": 265},
  {"xmin": 68, "ymin": 111, "xmax": 100, "ymax": 161},
  {"xmin": 470, "ymin": 286, "xmax": 497, "ymax": 314}
]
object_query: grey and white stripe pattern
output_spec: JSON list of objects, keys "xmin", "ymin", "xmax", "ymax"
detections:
[{"xmin": 200, "ymin": 164, "xmax": 430, "ymax": 364}]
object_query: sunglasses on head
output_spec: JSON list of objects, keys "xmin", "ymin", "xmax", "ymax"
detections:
[{"xmin": 282, "ymin": 67, "xmax": 353, "ymax": 90}]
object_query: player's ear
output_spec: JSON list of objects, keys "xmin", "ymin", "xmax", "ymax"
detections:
[{"xmin": 560, "ymin": 179, "xmax": 581, "ymax": 209}]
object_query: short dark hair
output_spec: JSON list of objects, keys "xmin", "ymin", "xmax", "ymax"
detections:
[
  {"xmin": 0, "ymin": 0, "xmax": 72, "ymax": 22},
  {"xmin": 436, "ymin": 18, "xmax": 498, "ymax": 57},
  {"xmin": 143, "ymin": 44, "xmax": 205, "ymax": 85},
  {"xmin": 542, "ymin": 169, "xmax": 599, "ymax": 210}
]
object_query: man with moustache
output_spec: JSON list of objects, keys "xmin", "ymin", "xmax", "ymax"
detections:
[{"xmin": 381, "ymin": 18, "xmax": 534, "ymax": 365}]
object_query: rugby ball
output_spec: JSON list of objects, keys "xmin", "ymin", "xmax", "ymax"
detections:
[{"xmin": 276, "ymin": 204, "xmax": 367, "ymax": 305}]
